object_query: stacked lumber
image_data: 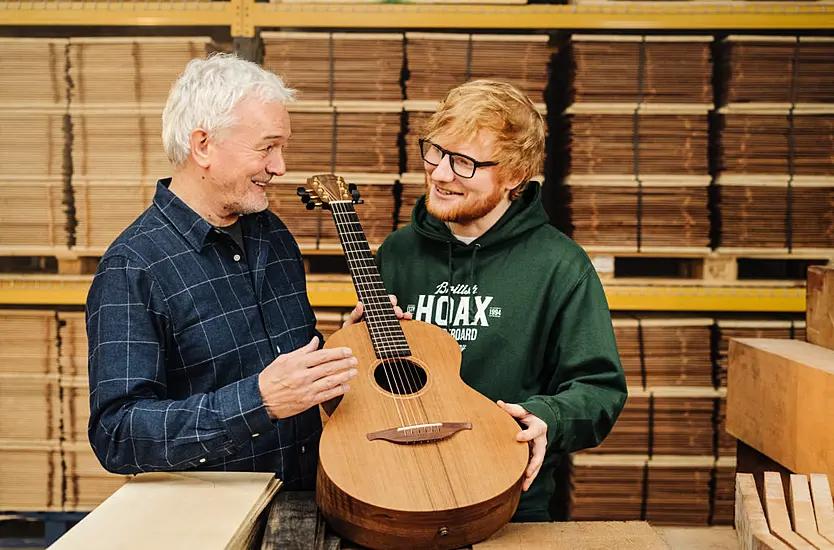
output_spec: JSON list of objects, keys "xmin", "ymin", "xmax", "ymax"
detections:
[
  {"xmin": 735, "ymin": 472, "xmax": 834, "ymax": 550},
  {"xmin": 0, "ymin": 310, "xmax": 61, "ymax": 511},
  {"xmin": 267, "ymin": 174, "xmax": 397, "ymax": 250},
  {"xmin": 807, "ymin": 266, "xmax": 834, "ymax": 350},
  {"xmin": 262, "ymin": 32, "xmax": 403, "ymax": 103},
  {"xmin": 720, "ymin": 36, "xmax": 834, "ymax": 105},
  {"xmin": 67, "ymin": 37, "xmax": 213, "ymax": 254},
  {"xmin": 713, "ymin": 457, "xmax": 736, "ymax": 526},
  {"xmin": 405, "ymin": 33, "xmax": 551, "ymax": 102},
  {"xmin": 715, "ymin": 176, "xmax": 834, "ymax": 250},
  {"xmin": 50, "ymin": 472, "xmax": 282, "ymax": 550},
  {"xmin": 569, "ymin": 35, "xmax": 712, "ymax": 105},
  {"xmin": 0, "ymin": 38, "xmax": 71, "ymax": 251},
  {"xmin": 561, "ymin": 33, "xmax": 713, "ymax": 251},
  {"xmin": 652, "ymin": 388, "xmax": 719, "ymax": 456},
  {"xmin": 645, "ymin": 456, "xmax": 714, "ymax": 526},
  {"xmin": 569, "ymin": 454, "xmax": 646, "ymax": 521},
  {"xmin": 563, "ymin": 111, "xmax": 711, "ymax": 250},
  {"xmin": 610, "ymin": 318, "xmax": 713, "ymax": 388}
]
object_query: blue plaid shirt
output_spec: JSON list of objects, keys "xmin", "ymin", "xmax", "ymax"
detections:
[{"xmin": 86, "ymin": 178, "xmax": 322, "ymax": 489}]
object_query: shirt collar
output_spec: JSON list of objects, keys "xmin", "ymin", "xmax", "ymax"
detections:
[{"xmin": 153, "ymin": 177, "xmax": 215, "ymax": 252}]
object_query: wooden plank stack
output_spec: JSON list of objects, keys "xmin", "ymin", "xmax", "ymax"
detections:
[
  {"xmin": 716, "ymin": 36, "xmax": 834, "ymax": 252},
  {"xmin": 0, "ymin": 38, "xmax": 70, "ymax": 252},
  {"xmin": 405, "ymin": 33, "xmax": 551, "ymax": 103},
  {"xmin": 0, "ymin": 310, "xmax": 62, "ymax": 511},
  {"xmin": 645, "ymin": 456, "xmax": 714, "ymax": 526},
  {"xmin": 719, "ymin": 36, "xmax": 834, "ymax": 106},
  {"xmin": 561, "ymin": 35, "xmax": 713, "ymax": 252},
  {"xmin": 67, "ymin": 37, "xmax": 213, "ymax": 254},
  {"xmin": 570, "ymin": 454, "xmax": 647, "ymax": 521},
  {"xmin": 0, "ymin": 309, "xmax": 126, "ymax": 513},
  {"xmin": 735, "ymin": 472, "xmax": 834, "ymax": 550},
  {"xmin": 262, "ymin": 31, "xmax": 403, "ymax": 103}
]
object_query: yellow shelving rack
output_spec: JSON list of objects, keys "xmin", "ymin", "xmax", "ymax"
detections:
[
  {"xmin": 0, "ymin": 274, "xmax": 807, "ymax": 311},
  {"xmin": 2, "ymin": 1, "xmax": 834, "ymax": 37}
]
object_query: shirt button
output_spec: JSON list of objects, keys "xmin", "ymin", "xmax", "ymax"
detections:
[
  {"xmin": 233, "ymin": 254, "xmax": 241, "ymax": 262},
  {"xmin": 252, "ymin": 433, "xmax": 260, "ymax": 438},
  {"xmin": 199, "ymin": 458, "xmax": 206, "ymax": 463}
]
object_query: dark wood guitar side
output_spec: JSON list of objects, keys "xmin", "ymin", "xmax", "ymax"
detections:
[{"xmin": 298, "ymin": 174, "xmax": 529, "ymax": 550}]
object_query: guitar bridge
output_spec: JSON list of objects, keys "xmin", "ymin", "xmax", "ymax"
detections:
[{"xmin": 366, "ymin": 422, "xmax": 472, "ymax": 444}]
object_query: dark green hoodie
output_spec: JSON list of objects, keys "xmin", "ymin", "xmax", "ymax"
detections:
[{"xmin": 374, "ymin": 182, "xmax": 627, "ymax": 521}]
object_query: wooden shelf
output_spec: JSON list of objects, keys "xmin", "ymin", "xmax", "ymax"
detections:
[
  {"xmin": 2, "ymin": 1, "xmax": 833, "ymax": 37},
  {"xmin": 0, "ymin": 275, "xmax": 806, "ymax": 312}
]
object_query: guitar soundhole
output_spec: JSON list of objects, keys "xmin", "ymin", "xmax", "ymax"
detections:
[{"xmin": 373, "ymin": 359, "xmax": 427, "ymax": 396}]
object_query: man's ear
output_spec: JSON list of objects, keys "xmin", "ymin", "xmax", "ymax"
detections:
[{"xmin": 190, "ymin": 128, "xmax": 211, "ymax": 169}]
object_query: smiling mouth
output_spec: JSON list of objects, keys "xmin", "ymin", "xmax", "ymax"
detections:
[
  {"xmin": 252, "ymin": 180, "xmax": 268, "ymax": 188},
  {"xmin": 435, "ymin": 187, "xmax": 463, "ymax": 197}
]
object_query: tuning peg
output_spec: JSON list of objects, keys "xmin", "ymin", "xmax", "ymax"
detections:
[
  {"xmin": 348, "ymin": 183, "xmax": 357, "ymax": 192},
  {"xmin": 351, "ymin": 190, "xmax": 361, "ymax": 202},
  {"xmin": 300, "ymin": 194, "xmax": 311, "ymax": 203},
  {"xmin": 306, "ymin": 201, "xmax": 316, "ymax": 210},
  {"xmin": 296, "ymin": 186, "xmax": 307, "ymax": 196}
]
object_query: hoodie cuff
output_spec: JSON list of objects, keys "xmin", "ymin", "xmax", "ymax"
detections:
[{"xmin": 517, "ymin": 398, "xmax": 561, "ymax": 451}]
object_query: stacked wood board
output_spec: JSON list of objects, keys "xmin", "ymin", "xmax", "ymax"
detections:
[
  {"xmin": 716, "ymin": 36, "xmax": 834, "ymax": 252},
  {"xmin": 567, "ymin": 35, "xmax": 712, "ymax": 105},
  {"xmin": 570, "ymin": 454, "xmax": 726, "ymax": 526},
  {"xmin": 0, "ymin": 38, "xmax": 71, "ymax": 252},
  {"xmin": 262, "ymin": 32, "xmax": 403, "ymax": 103},
  {"xmin": 735, "ymin": 471, "xmax": 834, "ymax": 550},
  {"xmin": 719, "ymin": 36, "xmax": 834, "ymax": 106},
  {"xmin": 560, "ymin": 35, "xmax": 713, "ymax": 252},
  {"xmin": 67, "ymin": 37, "xmax": 213, "ymax": 254},
  {"xmin": 0, "ymin": 310, "xmax": 62, "ymax": 511},
  {"xmin": 404, "ymin": 33, "xmax": 551, "ymax": 102}
]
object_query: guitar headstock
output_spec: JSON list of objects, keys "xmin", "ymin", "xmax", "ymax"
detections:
[{"xmin": 296, "ymin": 174, "xmax": 362, "ymax": 211}]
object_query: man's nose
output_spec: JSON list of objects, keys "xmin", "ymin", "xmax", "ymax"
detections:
[
  {"xmin": 267, "ymin": 150, "xmax": 286, "ymax": 177},
  {"xmin": 430, "ymin": 154, "xmax": 455, "ymax": 181}
]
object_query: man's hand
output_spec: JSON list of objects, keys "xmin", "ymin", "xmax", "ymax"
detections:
[
  {"xmin": 258, "ymin": 336, "xmax": 358, "ymax": 420},
  {"xmin": 497, "ymin": 400, "xmax": 548, "ymax": 492},
  {"xmin": 343, "ymin": 294, "xmax": 412, "ymax": 328}
]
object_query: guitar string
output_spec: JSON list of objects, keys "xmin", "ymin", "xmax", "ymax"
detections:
[
  {"xmin": 331, "ymin": 199, "xmax": 423, "ymax": 428},
  {"xmin": 333, "ymin": 193, "xmax": 434, "ymax": 428},
  {"xmin": 330, "ymin": 198, "xmax": 425, "ymax": 429}
]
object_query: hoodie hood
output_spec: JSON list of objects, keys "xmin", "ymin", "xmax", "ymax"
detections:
[{"xmin": 410, "ymin": 181, "xmax": 549, "ymax": 250}]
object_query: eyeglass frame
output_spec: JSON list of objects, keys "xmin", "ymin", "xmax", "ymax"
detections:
[{"xmin": 418, "ymin": 138, "xmax": 499, "ymax": 179}]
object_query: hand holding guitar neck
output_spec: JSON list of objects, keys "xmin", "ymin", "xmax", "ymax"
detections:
[{"xmin": 258, "ymin": 336, "xmax": 358, "ymax": 420}]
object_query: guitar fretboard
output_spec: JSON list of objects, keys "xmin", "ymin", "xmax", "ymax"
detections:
[{"xmin": 329, "ymin": 201, "xmax": 411, "ymax": 359}]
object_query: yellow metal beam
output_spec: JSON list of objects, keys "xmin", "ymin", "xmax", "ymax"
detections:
[
  {"xmin": 2, "ymin": 1, "xmax": 833, "ymax": 32},
  {"xmin": 0, "ymin": 1, "xmax": 232, "ymax": 27},
  {"xmin": 250, "ymin": 2, "xmax": 834, "ymax": 30},
  {"xmin": 0, "ymin": 275, "xmax": 804, "ymax": 312}
]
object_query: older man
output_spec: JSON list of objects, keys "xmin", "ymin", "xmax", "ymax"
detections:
[{"xmin": 85, "ymin": 53, "xmax": 397, "ymax": 488}]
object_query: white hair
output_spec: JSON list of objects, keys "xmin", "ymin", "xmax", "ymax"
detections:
[{"xmin": 162, "ymin": 52, "xmax": 296, "ymax": 166}]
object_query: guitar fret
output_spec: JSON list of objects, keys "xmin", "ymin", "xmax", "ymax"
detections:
[{"xmin": 321, "ymin": 189, "xmax": 411, "ymax": 359}]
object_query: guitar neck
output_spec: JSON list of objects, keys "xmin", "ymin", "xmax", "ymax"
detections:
[{"xmin": 329, "ymin": 201, "xmax": 411, "ymax": 359}]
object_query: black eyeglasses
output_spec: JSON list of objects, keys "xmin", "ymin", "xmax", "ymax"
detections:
[{"xmin": 418, "ymin": 138, "xmax": 498, "ymax": 179}]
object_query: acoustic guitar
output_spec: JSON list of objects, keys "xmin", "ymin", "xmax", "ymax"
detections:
[{"xmin": 298, "ymin": 174, "xmax": 528, "ymax": 550}]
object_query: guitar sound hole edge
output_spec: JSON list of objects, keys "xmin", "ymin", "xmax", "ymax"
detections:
[{"xmin": 371, "ymin": 357, "xmax": 429, "ymax": 397}]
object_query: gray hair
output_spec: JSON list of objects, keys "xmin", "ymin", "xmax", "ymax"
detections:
[{"xmin": 162, "ymin": 52, "xmax": 296, "ymax": 166}]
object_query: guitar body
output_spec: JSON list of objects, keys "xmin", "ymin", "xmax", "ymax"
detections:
[{"xmin": 317, "ymin": 319, "xmax": 529, "ymax": 550}]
